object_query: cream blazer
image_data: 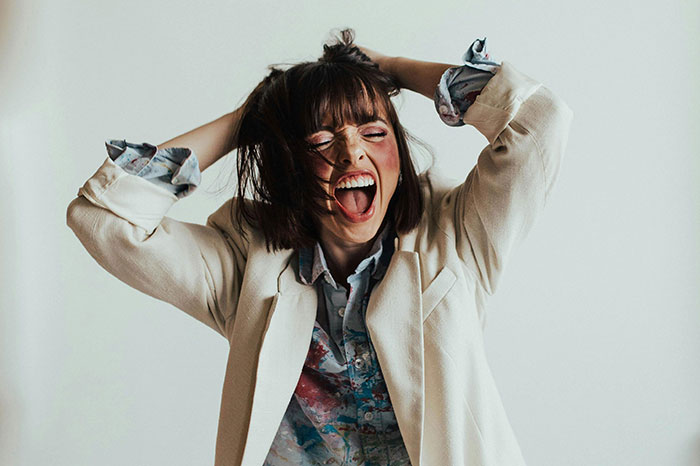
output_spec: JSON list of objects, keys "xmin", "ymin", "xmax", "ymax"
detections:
[{"xmin": 67, "ymin": 61, "xmax": 573, "ymax": 466}]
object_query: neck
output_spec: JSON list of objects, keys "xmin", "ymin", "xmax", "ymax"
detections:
[{"xmin": 319, "ymin": 234, "xmax": 375, "ymax": 289}]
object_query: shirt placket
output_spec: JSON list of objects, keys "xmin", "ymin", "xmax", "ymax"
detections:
[{"xmin": 346, "ymin": 267, "xmax": 397, "ymax": 465}]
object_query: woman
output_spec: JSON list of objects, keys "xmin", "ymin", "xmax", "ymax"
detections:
[{"xmin": 67, "ymin": 30, "xmax": 573, "ymax": 466}]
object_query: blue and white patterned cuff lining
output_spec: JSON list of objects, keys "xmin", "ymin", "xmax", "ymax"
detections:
[
  {"xmin": 434, "ymin": 37, "xmax": 501, "ymax": 127},
  {"xmin": 105, "ymin": 139, "xmax": 202, "ymax": 198}
]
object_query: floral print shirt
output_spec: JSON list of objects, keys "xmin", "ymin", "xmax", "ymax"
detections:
[
  {"xmin": 262, "ymin": 223, "xmax": 409, "ymax": 465},
  {"xmin": 106, "ymin": 37, "xmax": 499, "ymax": 466}
]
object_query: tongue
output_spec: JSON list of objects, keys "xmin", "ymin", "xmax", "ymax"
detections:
[{"xmin": 336, "ymin": 188, "xmax": 371, "ymax": 214}]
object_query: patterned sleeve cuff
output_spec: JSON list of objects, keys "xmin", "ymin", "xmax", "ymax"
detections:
[
  {"xmin": 434, "ymin": 38, "xmax": 501, "ymax": 127},
  {"xmin": 105, "ymin": 139, "xmax": 202, "ymax": 199}
]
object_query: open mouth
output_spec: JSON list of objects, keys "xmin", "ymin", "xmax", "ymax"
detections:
[{"xmin": 333, "ymin": 172, "xmax": 378, "ymax": 221}]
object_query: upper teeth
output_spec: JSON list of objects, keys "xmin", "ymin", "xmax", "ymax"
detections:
[{"xmin": 336, "ymin": 176, "xmax": 375, "ymax": 190}]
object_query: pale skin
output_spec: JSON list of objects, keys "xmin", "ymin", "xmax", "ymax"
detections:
[{"xmin": 159, "ymin": 47, "xmax": 455, "ymax": 286}]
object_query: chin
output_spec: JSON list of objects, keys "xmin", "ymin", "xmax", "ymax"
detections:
[{"xmin": 337, "ymin": 220, "xmax": 383, "ymax": 244}]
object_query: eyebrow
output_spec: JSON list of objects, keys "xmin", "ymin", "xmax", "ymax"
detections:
[{"xmin": 314, "ymin": 117, "xmax": 389, "ymax": 133}]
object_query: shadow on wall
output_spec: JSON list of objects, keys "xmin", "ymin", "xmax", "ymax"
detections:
[
  {"xmin": 689, "ymin": 435, "xmax": 700, "ymax": 466},
  {"xmin": 0, "ymin": 1, "xmax": 21, "ymax": 464},
  {"xmin": 0, "ymin": 0, "xmax": 10, "ymax": 51},
  {"xmin": 0, "ymin": 0, "xmax": 17, "ymax": 105}
]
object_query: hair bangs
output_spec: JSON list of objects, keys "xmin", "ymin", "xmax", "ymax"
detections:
[{"xmin": 294, "ymin": 63, "xmax": 394, "ymax": 140}]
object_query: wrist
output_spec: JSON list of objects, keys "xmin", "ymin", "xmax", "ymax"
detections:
[
  {"xmin": 386, "ymin": 56, "xmax": 453, "ymax": 99},
  {"xmin": 378, "ymin": 55, "xmax": 400, "ymax": 86}
]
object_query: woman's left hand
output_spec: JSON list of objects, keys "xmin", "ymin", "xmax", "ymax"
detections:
[{"xmin": 357, "ymin": 45, "xmax": 394, "ymax": 75}]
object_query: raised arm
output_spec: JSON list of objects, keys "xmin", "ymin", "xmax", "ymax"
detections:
[
  {"xmin": 363, "ymin": 41, "xmax": 573, "ymax": 296},
  {"xmin": 67, "ymin": 104, "xmax": 250, "ymax": 338},
  {"xmin": 358, "ymin": 46, "xmax": 453, "ymax": 99},
  {"xmin": 158, "ymin": 105, "xmax": 244, "ymax": 172},
  {"xmin": 447, "ymin": 64, "xmax": 573, "ymax": 295}
]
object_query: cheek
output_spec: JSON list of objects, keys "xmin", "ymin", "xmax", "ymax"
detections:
[
  {"xmin": 376, "ymin": 139, "xmax": 401, "ymax": 180},
  {"xmin": 310, "ymin": 156, "xmax": 327, "ymax": 175},
  {"xmin": 310, "ymin": 157, "xmax": 333, "ymax": 187}
]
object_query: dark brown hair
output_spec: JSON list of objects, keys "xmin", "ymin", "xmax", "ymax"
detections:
[{"xmin": 232, "ymin": 29, "xmax": 424, "ymax": 251}]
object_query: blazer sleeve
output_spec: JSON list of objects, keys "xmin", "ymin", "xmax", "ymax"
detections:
[
  {"xmin": 66, "ymin": 155, "xmax": 248, "ymax": 339},
  {"xmin": 437, "ymin": 60, "xmax": 574, "ymax": 295}
]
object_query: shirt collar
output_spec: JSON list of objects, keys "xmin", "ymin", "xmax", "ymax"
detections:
[{"xmin": 298, "ymin": 222, "xmax": 395, "ymax": 288}]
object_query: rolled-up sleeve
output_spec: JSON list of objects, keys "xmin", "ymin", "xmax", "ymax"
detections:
[
  {"xmin": 67, "ymin": 142, "xmax": 247, "ymax": 338},
  {"xmin": 434, "ymin": 37, "xmax": 501, "ymax": 127},
  {"xmin": 105, "ymin": 139, "xmax": 201, "ymax": 198},
  {"xmin": 436, "ymin": 57, "xmax": 574, "ymax": 296}
]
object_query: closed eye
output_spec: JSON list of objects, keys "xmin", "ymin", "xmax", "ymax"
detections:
[
  {"xmin": 309, "ymin": 140, "xmax": 331, "ymax": 150},
  {"xmin": 307, "ymin": 127, "xmax": 387, "ymax": 149}
]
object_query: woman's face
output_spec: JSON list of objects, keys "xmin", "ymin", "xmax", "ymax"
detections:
[{"xmin": 306, "ymin": 111, "xmax": 400, "ymax": 248}]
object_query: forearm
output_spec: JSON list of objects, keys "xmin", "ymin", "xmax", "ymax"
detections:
[
  {"xmin": 382, "ymin": 56, "xmax": 454, "ymax": 99},
  {"xmin": 158, "ymin": 105, "xmax": 244, "ymax": 172}
]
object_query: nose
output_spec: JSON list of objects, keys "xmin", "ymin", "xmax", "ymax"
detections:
[{"xmin": 338, "ymin": 133, "xmax": 366, "ymax": 166}]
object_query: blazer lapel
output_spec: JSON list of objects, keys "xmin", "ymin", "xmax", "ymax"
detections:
[
  {"xmin": 240, "ymin": 257, "xmax": 317, "ymax": 466},
  {"xmin": 365, "ymin": 250, "xmax": 424, "ymax": 466}
]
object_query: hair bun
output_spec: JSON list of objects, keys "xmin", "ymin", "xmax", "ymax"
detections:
[{"xmin": 321, "ymin": 28, "xmax": 373, "ymax": 66}]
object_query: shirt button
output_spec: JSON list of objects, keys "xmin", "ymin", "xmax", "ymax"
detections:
[
  {"xmin": 353, "ymin": 358, "xmax": 364, "ymax": 369},
  {"xmin": 364, "ymin": 411, "xmax": 374, "ymax": 421},
  {"xmin": 338, "ymin": 307, "xmax": 345, "ymax": 317}
]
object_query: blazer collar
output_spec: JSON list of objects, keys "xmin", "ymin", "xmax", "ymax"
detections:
[
  {"xmin": 241, "ymin": 254, "xmax": 318, "ymax": 466},
  {"xmin": 366, "ymin": 249, "xmax": 424, "ymax": 465}
]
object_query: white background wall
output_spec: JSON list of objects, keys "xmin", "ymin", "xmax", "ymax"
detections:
[{"xmin": 1, "ymin": 0, "xmax": 698, "ymax": 464}]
